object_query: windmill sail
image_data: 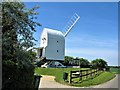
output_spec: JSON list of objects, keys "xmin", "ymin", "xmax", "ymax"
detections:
[{"xmin": 64, "ymin": 13, "xmax": 80, "ymax": 37}]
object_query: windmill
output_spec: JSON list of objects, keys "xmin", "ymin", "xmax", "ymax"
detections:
[{"xmin": 38, "ymin": 13, "xmax": 80, "ymax": 67}]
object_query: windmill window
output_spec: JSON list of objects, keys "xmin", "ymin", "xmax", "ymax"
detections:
[{"xmin": 57, "ymin": 50, "xmax": 59, "ymax": 52}]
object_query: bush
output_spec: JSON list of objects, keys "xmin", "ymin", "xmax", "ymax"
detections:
[{"xmin": 2, "ymin": 50, "xmax": 35, "ymax": 89}]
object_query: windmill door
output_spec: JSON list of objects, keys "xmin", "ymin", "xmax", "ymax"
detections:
[{"xmin": 40, "ymin": 48, "xmax": 43, "ymax": 57}]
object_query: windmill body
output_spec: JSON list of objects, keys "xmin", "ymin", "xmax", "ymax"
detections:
[{"xmin": 40, "ymin": 28, "xmax": 65, "ymax": 61}]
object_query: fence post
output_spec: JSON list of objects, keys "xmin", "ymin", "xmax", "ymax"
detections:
[
  {"xmin": 97, "ymin": 68, "xmax": 99, "ymax": 75},
  {"xmin": 69, "ymin": 71, "xmax": 72, "ymax": 84},
  {"xmin": 94, "ymin": 69, "xmax": 95, "ymax": 76},
  {"xmin": 96, "ymin": 69, "xmax": 97, "ymax": 75},
  {"xmin": 91, "ymin": 69, "xmax": 92, "ymax": 79},
  {"xmin": 81, "ymin": 70, "xmax": 82, "ymax": 80},
  {"xmin": 79, "ymin": 70, "xmax": 82, "ymax": 81},
  {"xmin": 86, "ymin": 70, "xmax": 88, "ymax": 79},
  {"xmin": 94, "ymin": 69, "xmax": 96, "ymax": 77}
]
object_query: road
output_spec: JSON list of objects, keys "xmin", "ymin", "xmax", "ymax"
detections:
[{"xmin": 39, "ymin": 74, "xmax": 119, "ymax": 88}]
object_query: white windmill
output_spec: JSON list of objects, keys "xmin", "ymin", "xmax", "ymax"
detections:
[{"xmin": 38, "ymin": 13, "xmax": 80, "ymax": 67}]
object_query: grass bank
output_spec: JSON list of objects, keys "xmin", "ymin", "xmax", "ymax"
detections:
[
  {"xmin": 70, "ymin": 72, "xmax": 115, "ymax": 87},
  {"xmin": 35, "ymin": 67, "xmax": 115, "ymax": 87}
]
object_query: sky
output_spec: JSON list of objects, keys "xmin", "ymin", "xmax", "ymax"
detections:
[{"xmin": 24, "ymin": 2, "xmax": 118, "ymax": 66}]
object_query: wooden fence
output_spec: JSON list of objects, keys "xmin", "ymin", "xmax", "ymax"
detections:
[{"xmin": 69, "ymin": 69, "xmax": 100, "ymax": 83}]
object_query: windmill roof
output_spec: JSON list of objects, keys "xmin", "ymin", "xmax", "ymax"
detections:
[{"xmin": 42, "ymin": 28, "xmax": 64, "ymax": 37}]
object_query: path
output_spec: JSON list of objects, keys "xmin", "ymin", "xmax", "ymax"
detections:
[
  {"xmin": 39, "ymin": 74, "xmax": 119, "ymax": 88},
  {"xmin": 38, "ymin": 75, "xmax": 81, "ymax": 88}
]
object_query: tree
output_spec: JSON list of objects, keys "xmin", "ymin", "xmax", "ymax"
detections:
[
  {"xmin": 91, "ymin": 58, "xmax": 108, "ymax": 69},
  {"xmin": 2, "ymin": 1, "xmax": 40, "ymax": 88},
  {"xmin": 79, "ymin": 58, "xmax": 90, "ymax": 68},
  {"xmin": 64, "ymin": 56, "xmax": 90, "ymax": 67},
  {"xmin": 73, "ymin": 57, "xmax": 90, "ymax": 67},
  {"xmin": 73, "ymin": 57, "xmax": 79, "ymax": 66},
  {"xmin": 64, "ymin": 56, "xmax": 74, "ymax": 66},
  {"xmin": 29, "ymin": 50, "xmax": 37, "ymax": 60}
]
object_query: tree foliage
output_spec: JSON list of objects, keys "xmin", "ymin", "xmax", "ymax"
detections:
[
  {"xmin": 64, "ymin": 56, "xmax": 108, "ymax": 69},
  {"xmin": 64, "ymin": 56, "xmax": 74, "ymax": 66},
  {"xmin": 91, "ymin": 58, "xmax": 108, "ymax": 69},
  {"xmin": 64, "ymin": 56, "xmax": 90, "ymax": 67},
  {"xmin": 79, "ymin": 58, "xmax": 90, "ymax": 68},
  {"xmin": 2, "ymin": 1, "xmax": 40, "ymax": 89}
]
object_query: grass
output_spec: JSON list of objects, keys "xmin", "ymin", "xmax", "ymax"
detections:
[
  {"xmin": 35, "ymin": 67, "xmax": 88, "ymax": 83},
  {"xmin": 70, "ymin": 72, "xmax": 115, "ymax": 87},
  {"xmin": 110, "ymin": 67, "xmax": 120, "ymax": 74},
  {"xmin": 35, "ymin": 67, "xmax": 115, "ymax": 87}
]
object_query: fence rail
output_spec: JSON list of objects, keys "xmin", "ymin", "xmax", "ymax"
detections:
[{"xmin": 69, "ymin": 69, "xmax": 100, "ymax": 83}]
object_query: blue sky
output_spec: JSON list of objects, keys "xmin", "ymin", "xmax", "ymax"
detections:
[{"xmin": 24, "ymin": 2, "xmax": 118, "ymax": 66}]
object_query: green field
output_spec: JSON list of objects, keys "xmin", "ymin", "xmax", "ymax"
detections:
[
  {"xmin": 110, "ymin": 68, "xmax": 120, "ymax": 74},
  {"xmin": 35, "ymin": 67, "xmax": 115, "ymax": 87}
]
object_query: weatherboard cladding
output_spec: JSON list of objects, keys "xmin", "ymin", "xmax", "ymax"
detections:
[{"xmin": 40, "ymin": 28, "xmax": 65, "ymax": 61}]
